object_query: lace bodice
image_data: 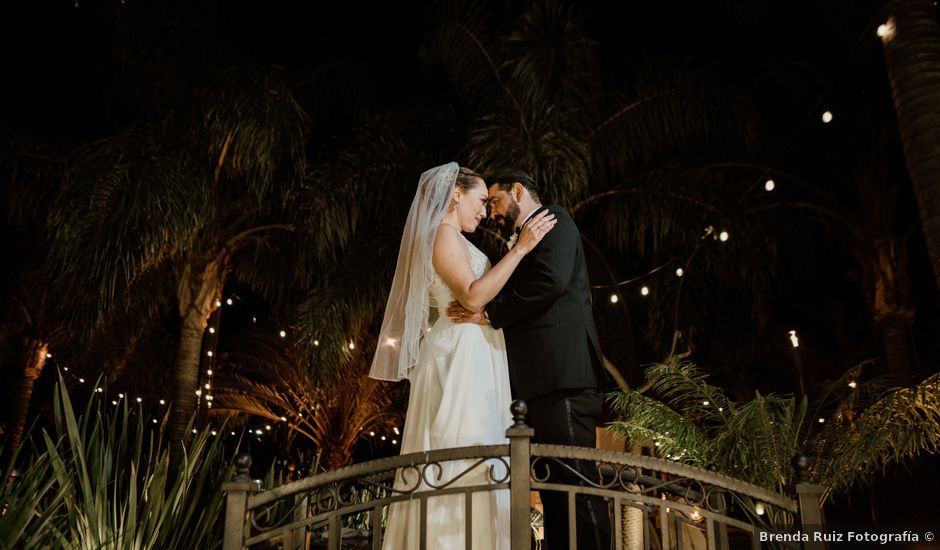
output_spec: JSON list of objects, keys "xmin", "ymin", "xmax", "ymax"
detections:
[{"xmin": 429, "ymin": 232, "xmax": 491, "ymax": 315}]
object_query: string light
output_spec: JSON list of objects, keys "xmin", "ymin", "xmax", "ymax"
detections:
[
  {"xmin": 675, "ymin": 268, "xmax": 684, "ymax": 277},
  {"xmin": 255, "ymin": 429, "xmax": 263, "ymax": 435},
  {"xmin": 314, "ymin": 340, "xmax": 320, "ymax": 346},
  {"xmin": 818, "ymin": 418, "xmax": 825, "ymax": 423},
  {"xmin": 392, "ymin": 439, "xmax": 398, "ymax": 445},
  {"xmin": 196, "ymin": 389, "xmax": 202, "ymax": 396},
  {"xmin": 152, "ymin": 419, "xmax": 158, "ymax": 424},
  {"xmin": 208, "ymin": 327, "xmax": 216, "ymax": 334},
  {"xmin": 159, "ymin": 399, "xmax": 166, "ymax": 405},
  {"xmin": 821, "ymin": 111, "xmax": 833, "ymax": 124},
  {"xmin": 211, "ymin": 430, "xmax": 218, "ymax": 436},
  {"xmin": 111, "ymin": 400, "xmax": 118, "ymax": 405},
  {"xmin": 136, "ymin": 397, "xmax": 142, "ymax": 403},
  {"xmin": 205, "ymin": 383, "xmax": 211, "ymax": 389},
  {"xmin": 719, "ymin": 230, "xmax": 729, "ymax": 242},
  {"xmin": 755, "ymin": 503, "xmax": 766, "ymax": 516},
  {"xmin": 206, "ymin": 369, "xmax": 213, "ymax": 376},
  {"xmin": 215, "ymin": 300, "xmax": 222, "ymax": 307},
  {"xmin": 369, "ymin": 431, "xmax": 375, "ymax": 436},
  {"xmin": 46, "ymin": 353, "xmax": 52, "ymax": 359},
  {"xmin": 280, "ymin": 416, "xmax": 287, "ymax": 421},
  {"xmin": 609, "ymin": 294, "xmax": 619, "ymax": 304},
  {"xmin": 206, "ymin": 351, "xmax": 213, "ymax": 357},
  {"xmin": 848, "ymin": 381, "xmax": 857, "ymax": 389},
  {"xmin": 226, "ymin": 298, "xmax": 233, "ymax": 306},
  {"xmin": 381, "ymin": 436, "xmax": 386, "ymax": 441},
  {"xmin": 788, "ymin": 330, "xmax": 800, "ymax": 348},
  {"xmin": 193, "ymin": 428, "xmax": 198, "ymax": 433},
  {"xmin": 393, "ymin": 427, "xmax": 400, "ymax": 435},
  {"xmin": 265, "ymin": 425, "xmax": 271, "ymax": 431},
  {"xmin": 349, "ymin": 341, "xmax": 356, "ymax": 350},
  {"xmin": 78, "ymin": 378, "xmax": 85, "ymax": 383},
  {"xmin": 640, "ymin": 286, "xmax": 650, "ymax": 296},
  {"xmin": 702, "ymin": 400, "xmax": 710, "ymax": 406},
  {"xmin": 118, "ymin": 393, "xmax": 124, "ymax": 399},
  {"xmin": 764, "ymin": 179, "xmax": 775, "ymax": 192},
  {"xmin": 279, "ymin": 330, "xmax": 287, "ymax": 338}
]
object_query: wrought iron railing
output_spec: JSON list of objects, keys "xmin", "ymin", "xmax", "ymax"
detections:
[{"xmin": 222, "ymin": 400, "xmax": 824, "ymax": 550}]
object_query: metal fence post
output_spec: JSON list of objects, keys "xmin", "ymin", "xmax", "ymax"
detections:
[
  {"xmin": 223, "ymin": 451, "xmax": 255, "ymax": 550},
  {"xmin": 507, "ymin": 400, "xmax": 535, "ymax": 550},
  {"xmin": 792, "ymin": 454, "xmax": 826, "ymax": 550}
]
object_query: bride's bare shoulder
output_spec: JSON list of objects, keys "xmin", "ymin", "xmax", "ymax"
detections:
[{"xmin": 433, "ymin": 223, "xmax": 469, "ymax": 260}]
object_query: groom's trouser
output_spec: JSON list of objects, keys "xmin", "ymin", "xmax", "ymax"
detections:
[{"xmin": 527, "ymin": 388, "xmax": 612, "ymax": 550}]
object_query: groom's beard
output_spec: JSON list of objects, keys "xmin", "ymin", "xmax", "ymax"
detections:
[{"xmin": 495, "ymin": 200, "xmax": 521, "ymax": 238}]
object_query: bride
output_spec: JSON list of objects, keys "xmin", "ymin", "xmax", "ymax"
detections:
[{"xmin": 369, "ymin": 162, "xmax": 555, "ymax": 549}]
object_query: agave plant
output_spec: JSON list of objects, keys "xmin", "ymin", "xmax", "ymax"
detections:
[
  {"xmin": 1, "ymin": 376, "xmax": 232, "ymax": 549},
  {"xmin": 607, "ymin": 359, "xmax": 940, "ymax": 502}
]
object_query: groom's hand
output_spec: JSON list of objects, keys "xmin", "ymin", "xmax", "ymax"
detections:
[{"xmin": 446, "ymin": 301, "xmax": 489, "ymax": 325}]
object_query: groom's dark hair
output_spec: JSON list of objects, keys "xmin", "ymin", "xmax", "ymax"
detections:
[{"xmin": 487, "ymin": 167, "xmax": 541, "ymax": 201}]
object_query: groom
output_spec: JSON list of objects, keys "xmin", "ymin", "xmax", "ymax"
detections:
[{"xmin": 448, "ymin": 168, "xmax": 611, "ymax": 550}]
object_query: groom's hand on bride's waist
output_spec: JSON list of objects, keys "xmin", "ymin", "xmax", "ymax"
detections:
[{"xmin": 446, "ymin": 301, "xmax": 490, "ymax": 325}]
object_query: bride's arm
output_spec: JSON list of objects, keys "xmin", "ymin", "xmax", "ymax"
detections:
[{"xmin": 432, "ymin": 214, "xmax": 555, "ymax": 313}]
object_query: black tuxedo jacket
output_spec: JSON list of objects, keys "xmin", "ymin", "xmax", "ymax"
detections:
[{"xmin": 487, "ymin": 205, "xmax": 605, "ymax": 401}]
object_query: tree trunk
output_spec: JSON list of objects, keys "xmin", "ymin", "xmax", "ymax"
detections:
[
  {"xmin": 3, "ymin": 338, "xmax": 47, "ymax": 468},
  {"xmin": 872, "ymin": 240, "xmax": 915, "ymax": 383},
  {"xmin": 168, "ymin": 258, "xmax": 224, "ymax": 446},
  {"xmin": 883, "ymin": 0, "xmax": 940, "ymax": 295}
]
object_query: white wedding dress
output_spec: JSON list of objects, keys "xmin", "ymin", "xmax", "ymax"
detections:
[{"xmin": 382, "ymin": 232, "xmax": 512, "ymax": 550}]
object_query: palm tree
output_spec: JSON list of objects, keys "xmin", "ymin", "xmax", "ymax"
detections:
[
  {"xmin": 47, "ymin": 68, "xmax": 329, "ymax": 445},
  {"xmin": 881, "ymin": 0, "xmax": 940, "ymax": 296},
  {"xmin": 212, "ymin": 332, "xmax": 404, "ymax": 472},
  {"xmin": 607, "ymin": 359, "xmax": 940, "ymax": 502},
  {"xmin": 0, "ymin": 130, "xmax": 71, "ymax": 465}
]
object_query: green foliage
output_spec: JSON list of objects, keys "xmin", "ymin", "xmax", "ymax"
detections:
[
  {"xmin": 608, "ymin": 360, "xmax": 940, "ymax": 500},
  {"xmin": 0, "ymin": 378, "xmax": 231, "ymax": 549}
]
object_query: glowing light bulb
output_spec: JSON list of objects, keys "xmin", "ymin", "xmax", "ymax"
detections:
[
  {"xmin": 118, "ymin": 393, "xmax": 125, "ymax": 399},
  {"xmin": 755, "ymin": 503, "xmax": 765, "ymax": 515},
  {"xmin": 211, "ymin": 430, "xmax": 217, "ymax": 436},
  {"xmin": 159, "ymin": 399, "xmax": 166, "ymax": 405},
  {"xmin": 206, "ymin": 395, "xmax": 213, "ymax": 401},
  {"xmin": 314, "ymin": 340, "xmax": 320, "ymax": 346},
  {"xmin": 231, "ymin": 431, "xmax": 236, "ymax": 436},
  {"xmin": 207, "ymin": 369, "xmax": 213, "ymax": 376},
  {"xmin": 265, "ymin": 425, "xmax": 271, "ymax": 431},
  {"xmin": 205, "ymin": 383, "xmax": 211, "ymax": 389},
  {"xmin": 193, "ymin": 428, "xmax": 198, "ymax": 434},
  {"xmin": 206, "ymin": 350, "xmax": 213, "ymax": 357},
  {"xmin": 226, "ymin": 298, "xmax": 233, "ymax": 305},
  {"xmin": 280, "ymin": 416, "xmax": 287, "ymax": 421},
  {"xmin": 675, "ymin": 268, "xmax": 684, "ymax": 277},
  {"xmin": 764, "ymin": 179, "xmax": 775, "ymax": 191},
  {"xmin": 196, "ymin": 389, "xmax": 202, "ymax": 396},
  {"xmin": 703, "ymin": 400, "xmax": 710, "ymax": 406},
  {"xmin": 640, "ymin": 286, "xmax": 650, "ymax": 296},
  {"xmin": 848, "ymin": 381, "xmax": 857, "ymax": 389},
  {"xmin": 152, "ymin": 419, "xmax": 158, "ymax": 424},
  {"xmin": 78, "ymin": 378, "xmax": 85, "ymax": 383},
  {"xmin": 818, "ymin": 418, "xmax": 825, "ymax": 423},
  {"xmin": 381, "ymin": 436, "xmax": 386, "ymax": 441},
  {"xmin": 111, "ymin": 400, "xmax": 118, "ymax": 405},
  {"xmin": 822, "ymin": 111, "xmax": 833, "ymax": 123},
  {"xmin": 46, "ymin": 353, "xmax": 52, "ymax": 359},
  {"xmin": 393, "ymin": 427, "xmax": 400, "ymax": 435},
  {"xmin": 610, "ymin": 294, "xmax": 619, "ymax": 304},
  {"xmin": 369, "ymin": 431, "xmax": 375, "ymax": 437},
  {"xmin": 136, "ymin": 397, "xmax": 142, "ymax": 403},
  {"xmin": 719, "ymin": 230, "xmax": 729, "ymax": 242},
  {"xmin": 255, "ymin": 429, "xmax": 263, "ymax": 435},
  {"xmin": 789, "ymin": 330, "xmax": 799, "ymax": 348},
  {"xmin": 208, "ymin": 327, "xmax": 215, "ymax": 334},
  {"xmin": 392, "ymin": 439, "xmax": 398, "ymax": 445},
  {"xmin": 279, "ymin": 330, "xmax": 287, "ymax": 338},
  {"xmin": 214, "ymin": 300, "xmax": 221, "ymax": 307},
  {"xmin": 349, "ymin": 342, "xmax": 356, "ymax": 350}
]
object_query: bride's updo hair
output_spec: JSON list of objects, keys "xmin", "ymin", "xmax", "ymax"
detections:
[{"xmin": 455, "ymin": 167, "xmax": 484, "ymax": 191}]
